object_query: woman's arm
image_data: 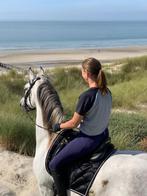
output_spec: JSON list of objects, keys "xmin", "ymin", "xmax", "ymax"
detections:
[{"xmin": 60, "ymin": 112, "xmax": 83, "ymax": 129}]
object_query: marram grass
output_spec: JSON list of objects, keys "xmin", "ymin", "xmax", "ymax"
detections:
[{"xmin": 109, "ymin": 112, "xmax": 147, "ymax": 150}]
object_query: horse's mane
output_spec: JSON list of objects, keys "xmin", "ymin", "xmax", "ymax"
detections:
[{"xmin": 37, "ymin": 76, "xmax": 64, "ymax": 132}]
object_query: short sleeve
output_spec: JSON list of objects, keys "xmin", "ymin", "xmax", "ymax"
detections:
[{"xmin": 76, "ymin": 94, "xmax": 93, "ymax": 116}]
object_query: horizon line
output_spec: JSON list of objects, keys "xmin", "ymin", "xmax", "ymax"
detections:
[{"xmin": 0, "ymin": 19, "xmax": 147, "ymax": 22}]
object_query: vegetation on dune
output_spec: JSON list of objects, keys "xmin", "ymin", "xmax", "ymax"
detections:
[
  {"xmin": 122, "ymin": 56, "xmax": 147, "ymax": 73},
  {"xmin": 0, "ymin": 56, "xmax": 147, "ymax": 155},
  {"xmin": 110, "ymin": 74, "xmax": 147, "ymax": 109},
  {"xmin": 109, "ymin": 112, "xmax": 147, "ymax": 150},
  {"xmin": 0, "ymin": 70, "xmax": 35, "ymax": 155},
  {"xmin": 0, "ymin": 112, "xmax": 35, "ymax": 155}
]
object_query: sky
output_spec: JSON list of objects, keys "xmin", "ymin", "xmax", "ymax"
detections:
[{"xmin": 0, "ymin": 0, "xmax": 146, "ymax": 21}]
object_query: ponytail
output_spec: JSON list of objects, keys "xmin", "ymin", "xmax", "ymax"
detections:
[
  {"xmin": 82, "ymin": 58, "xmax": 108, "ymax": 95},
  {"xmin": 97, "ymin": 69, "xmax": 108, "ymax": 95}
]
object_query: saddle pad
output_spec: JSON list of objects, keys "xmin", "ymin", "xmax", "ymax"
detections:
[{"xmin": 68, "ymin": 148, "xmax": 116, "ymax": 196}]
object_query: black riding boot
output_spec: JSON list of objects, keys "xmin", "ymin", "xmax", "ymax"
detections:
[{"xmin": 51, "ymin": 170, "xmax": 67, "ymax": 196}]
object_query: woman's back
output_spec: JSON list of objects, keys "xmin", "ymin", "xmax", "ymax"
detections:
[{"xmin": 79, "ymin": 89, "xmax": 112, "ymax": 136}]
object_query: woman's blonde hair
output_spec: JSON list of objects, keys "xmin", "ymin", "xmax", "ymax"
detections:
[{"xmin": 82, "ymin": 57, "xmax": 108, "ymax": 95}]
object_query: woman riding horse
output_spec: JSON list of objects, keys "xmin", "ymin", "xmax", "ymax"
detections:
[{"xmin": 50, "ymin": 58, "xmax": 112, "ymax": 196}]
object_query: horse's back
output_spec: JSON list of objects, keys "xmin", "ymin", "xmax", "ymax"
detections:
[{"xmin": 90, "ymin": 151, "xmax": 147, "ymax": 196}]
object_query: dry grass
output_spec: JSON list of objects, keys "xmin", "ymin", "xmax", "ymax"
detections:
[{"xmin": 139, "ymin": 137, "xmax": 147, "ymax": 151}]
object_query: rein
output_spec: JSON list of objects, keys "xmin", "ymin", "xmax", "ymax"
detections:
[{"xmin": 26, "ymin": 111, "xmax": 50, "ymax": 131}]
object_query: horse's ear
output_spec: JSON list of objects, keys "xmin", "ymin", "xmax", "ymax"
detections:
[
  {"xmin": 38, "ymin": 66, "xmax": 45, "ymax": 76},
  {"xmin": 28, "ymin": 67, "xmax": 35, "ymax": 81}
]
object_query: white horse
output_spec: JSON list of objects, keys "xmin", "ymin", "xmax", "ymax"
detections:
[{"xmin": 20, "ymin": 67, "xmax": 147, "ymax": 196}]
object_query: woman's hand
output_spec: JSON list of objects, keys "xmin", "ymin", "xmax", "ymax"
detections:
[{"xmin": 52, "ymin": 123, "xmax": 61, "ymax": 132}]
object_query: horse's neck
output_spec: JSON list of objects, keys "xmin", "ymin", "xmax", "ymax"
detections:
[
  {"xmin": 35, "ymin": 105, "xmax": 50, "ymax": 151},
  {"xmin": 35, "ymin": 103, "xmax": 59, "ymax": 153}
]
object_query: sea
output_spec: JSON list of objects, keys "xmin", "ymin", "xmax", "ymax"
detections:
[{"xmin": 0, "ymin": 21, "xmax": 147, "ymax": 51}]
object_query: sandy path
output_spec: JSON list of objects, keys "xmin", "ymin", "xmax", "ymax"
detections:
[{"xmin": 0, "ymin": 148, "xmax": 40, "ymax": 196}]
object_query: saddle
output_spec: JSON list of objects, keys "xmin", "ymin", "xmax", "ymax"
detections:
[{"xmin": 45, "ymin": 129, "xmax": 116, "ymax": 196}]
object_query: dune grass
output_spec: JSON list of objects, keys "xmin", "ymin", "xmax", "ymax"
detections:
[
  {"xmin": 109, "ymin": 112, "xmax": 147, "ymax": 150},
  {"xmin": 122, "ymin": 56, "xmax": 147, "ymax": 73},
  {"xmin": 0, "ymin": 112, "xmax": 35, "ymax": 155},
  {"xmin": 110, "ymin": 71, "xmax": 147, "ymax": 109},
  {"xmin": 0, "ymin": 70, "xmax": 35, "ymax": 155},
  {"xmin": 0, "ymin": 56, "xmax": 147, "ymax": 155}
]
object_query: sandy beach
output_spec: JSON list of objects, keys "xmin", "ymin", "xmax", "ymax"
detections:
[{"xmin": 0, "ymin": 46, "xmax": 147, "ymax": 70}]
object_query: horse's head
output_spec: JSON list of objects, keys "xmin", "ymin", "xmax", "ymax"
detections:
[
  {"xmin": 20, "ymin": 67, "xmax": 64, "ymax": 129},
  {"xmin": 20, "ymin": 67, "xmax": 44, "ymax": 112}
]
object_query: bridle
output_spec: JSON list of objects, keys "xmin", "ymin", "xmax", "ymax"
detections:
[
  {"xmin": 24, "ymin": 77, "xmax": 41, "ymax": 112},
  {"xmin": 23, "ymin": 77, "xmax": 50, "ymax": 131}
]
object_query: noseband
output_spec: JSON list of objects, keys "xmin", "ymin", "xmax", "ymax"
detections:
[{"xmin": 24, "ymin": 77, "xmax": 41, "ymax": 112}]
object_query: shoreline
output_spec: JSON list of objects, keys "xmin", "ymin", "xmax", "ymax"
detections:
[{"xmin": 0, "ymin": 45, "xmax": 147, "ymax": 69}]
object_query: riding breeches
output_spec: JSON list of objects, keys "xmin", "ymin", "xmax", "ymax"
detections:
[{"xmin": 49, "ymin": 128, "xmax": 109, "ymax": 171}]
